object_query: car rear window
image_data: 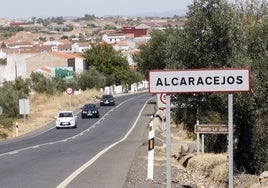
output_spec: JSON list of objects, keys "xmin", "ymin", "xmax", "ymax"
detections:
[{"xmin": 59, "ymin": 112, "xmax": 73, "ymax": 117}]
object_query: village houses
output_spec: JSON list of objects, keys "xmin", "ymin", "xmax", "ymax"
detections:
[{"xmin": 0, "ymin": 20, "xmax": 186, "ymax": 84}]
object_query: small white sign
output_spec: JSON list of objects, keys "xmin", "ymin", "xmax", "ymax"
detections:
[
  {"xmin": 19, "ymin": 99, "xmax": 30, "ymax": 115},
  {"xmin": 149, "ymin": 68, "xmax": 250, "ymax": 93}
]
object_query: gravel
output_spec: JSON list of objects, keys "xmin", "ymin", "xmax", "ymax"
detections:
[{"xmin": 124, "ymin": 128, "xmax": 198, "ymax": 188}]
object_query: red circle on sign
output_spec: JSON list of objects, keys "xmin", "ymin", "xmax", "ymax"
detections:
[
  {"xmin": 66, "ymin": 87, "xmax": 74, "ymax": 95},
  {"xmin": 160, "ymin": 93, "xmax": 166, "ymax": 105}
]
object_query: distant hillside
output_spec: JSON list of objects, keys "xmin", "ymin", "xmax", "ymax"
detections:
[
  {"xmin": 102, "ymin": 9, "xmax": 188, "ymax": 18},
  {"xmin": 131, "ymin": 9, "xmax": 188, "ymax": 17}
]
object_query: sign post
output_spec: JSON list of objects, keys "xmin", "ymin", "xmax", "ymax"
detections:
[
  {"xmin": 149, "ymin": 68, "xmax": 250, "ymax": 188},
  {"xmin": 228, "ymin": 94, "xmax": 233, "ymax": 188},
  {"xmin": 166, "ymin": 94, "xmax": 171, "ymax": 188}
]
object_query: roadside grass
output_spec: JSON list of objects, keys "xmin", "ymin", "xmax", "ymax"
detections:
[
  {"xmin": 187, "ymin": 153, "xmax": 228, "ymax": 182},
  {"xmin": 1, "ymin": 89, "xmax": 103, "ymax": 139}
]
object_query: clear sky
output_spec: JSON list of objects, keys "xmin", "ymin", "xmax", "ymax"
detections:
[{"xmin": 1, "ymin": 0, "xmax": 194, "ymax": 19}]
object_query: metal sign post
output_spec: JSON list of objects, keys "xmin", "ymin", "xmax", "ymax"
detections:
[
  {"xmin": 228, "ymin": 94, "xmax": 233, "ymax": 188},
  {"xmin": 196, "ymin": 120, "xmax": 200, "ymax": 155},
  {"xmin": 66, "ymin": 87, "xmax": 74, "ymax": 110},
  {"xmin": 166, "ymin": 94, "xmax": 171, "ymax": 188}
]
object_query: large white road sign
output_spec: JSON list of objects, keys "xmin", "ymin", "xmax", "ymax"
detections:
[{"xmin": 149, "ymin": 68, "xmax": 250, "ymax": 93}]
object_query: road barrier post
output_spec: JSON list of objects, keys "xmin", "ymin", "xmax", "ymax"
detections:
[
  {"xmin": 147, "ymin": 119, "xmax": 155, "ymax": 180},
  {"xmin": 15, "ymin": 122, "xmax": 18, "ymax": 137}
]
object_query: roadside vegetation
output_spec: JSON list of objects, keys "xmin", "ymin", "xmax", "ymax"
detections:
[
  {"xmin": 134, "ymin": 0, "xmax": 267, "ymax": 176},
  {"xmin": 0, "ymin": 43, "xmax": 143, "ymax": 138}
]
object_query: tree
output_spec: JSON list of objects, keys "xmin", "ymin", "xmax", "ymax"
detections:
[
  {"xmin": 176, "ymin": 0, "xmax": 235, "ymax": 69},
  {"xmin": 133, "ymin": 29, "xmax": 171, "ymax": 78},
  {"xmin": 83, "ymin": 43, "xmax": 130, "ymax": 85},
  {"xmin": 77, "ymin": 67, "xmax": 106, "ymax": 90},
  {"xmin": 163, "ymin": 0, "xmax": 235, "ymax": 154},
  {"xmin": 232, "ymin": 0, "xmax": 268, "ymax": 173}
]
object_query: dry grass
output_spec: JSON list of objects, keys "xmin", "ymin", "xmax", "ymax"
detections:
[
  {"xmin": 187, "ymin": 153, "xmax": 228, "ymax": 182},
  {"xmin": 2, "ymin": 89, "xmax": 103, "ymax": 139}
]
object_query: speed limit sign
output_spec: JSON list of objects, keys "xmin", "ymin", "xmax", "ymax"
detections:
[
  {"xmin": 66, "ymin": 87, "xmax": 74, "ymax": 95},
  {"xmin": 157, "ymin": 93, "xmax": 166, "ymax": 109}
]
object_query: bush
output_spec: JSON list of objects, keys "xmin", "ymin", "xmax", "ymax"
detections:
[
  {"xmin": 77, "ymin": 68, "xmax": 106, "ymax": 90},
  {"xmin": 250, "ymin": 119, "xmax": 268, "ymax": 174},
  {"xmin": 0, "ymin": 58, "xmax": 7, "ymax": 65},
  {"xmin": 0, "ymin": 116, "xmax": 14, "ymax": 129},
  {"xmin": 30, "ymin": 72, "xmax": 67, "ymax": 95},
  {"xmin": 0, "ymin": 132, "xmax": 8, "ymax": 139}
]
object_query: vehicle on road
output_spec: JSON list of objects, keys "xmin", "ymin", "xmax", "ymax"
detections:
[
  {"xmin": 55, "ymin": 111, "xmax": 77, "ymax": 129},
  {"xmin": 100, "ymin": 94, "xmax": 115, "ymax": 106},
  {"xmin": 81, "ymin": 103, "xmax": 100, "ymax": 118}
]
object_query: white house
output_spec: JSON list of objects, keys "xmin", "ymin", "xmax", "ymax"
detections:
[
  {"xmin": 113, "ymin": 41, "xmax": 129, "ymax": 51},
  {"xmin": 72, "ymin": 42, "xmax": 91, "ymax": 53},
  {"xmin": 102, "ymin": 33, "xmax": 126, "ymax": 44}
]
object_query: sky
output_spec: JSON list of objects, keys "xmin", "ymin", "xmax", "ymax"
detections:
[{"xmin": 1, "ymin": 0, "xmax": 195, "ymax": 19}]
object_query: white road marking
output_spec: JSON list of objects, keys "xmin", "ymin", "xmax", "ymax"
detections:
[
  {"xmin": 0, "ymin": 109, "xmax": 111, "ymax": 158},
  {"xmin": 0, "ymin": 96, "xmax": 139, "ymax": 158},
  {"xmin": 56, "ymin": 100, "xmax": 148, "ymax": 188}
]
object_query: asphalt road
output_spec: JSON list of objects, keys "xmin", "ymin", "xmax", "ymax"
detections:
[{"xmin": 0, "ymin": 92, "xmax": 156, "ymax": 188}]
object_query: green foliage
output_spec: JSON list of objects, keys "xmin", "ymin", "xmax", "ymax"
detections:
[
  {"xmin": 0, "ymin": 115, "xmax": 14, "ymax": 129},
  {"xmin": 133, "ymin": 29, "xmax": 171, "ymax": 78},
  {"xmin": 0, "ymin": 80, "xmax": 28, "ymax": 118},
  {"xmin": 125, "ymin": 70, "xmax": 144, "ymax": 86},
  {"xmin": 77, "ymin": 67, "xmax": 106, "ymax": 90},
  {"xmin": 75, "ymin": 14, "xmax": 96, "ymax": 21},
  {"xmin": 135, "ymin": 0, "xmax": 268, "ymax": 174},
  {"xmin": 83, "ymin": 43, "xmax": 130, "ymax": 85},
  {"xmin": 30, "ymin": 72, "xmax": 66, "ymax": 95},
  {"xmin": 250, "ymin": 119, "xmax": 268, "ymax": 173},
  {"xmin": 61, "ymin": 35, "xmax": 69, "ymax": 40},
  {"xmin": 0, "ymin": 58, "xmax": 7, "ymax": 65},
  {"xmin": 232, "ymin": 1, "xmax": 268, "ymax": 174},
  {"xmin": 103, "ymin": 24, "xmax": 117, "ymax": 30},
  {"xmin": 178, "ymin": 0, "xmax": 234, "ymax": 68}
]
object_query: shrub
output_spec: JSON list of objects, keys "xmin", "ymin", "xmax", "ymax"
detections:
[{"xmin": 77, "ymin": 67, "xmax": 106, "ymax": 90}]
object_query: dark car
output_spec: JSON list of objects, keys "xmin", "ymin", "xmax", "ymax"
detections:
[
  {"xmin": 100, "ymin": 94, "xmax": 115, "ymax": 106},
  {"xmin": 81, "ymin": 104, "xmax": 100, "ymax": 118}
]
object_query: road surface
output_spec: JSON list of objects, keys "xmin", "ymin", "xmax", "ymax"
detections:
[{"xmin": 0, "ymin": 92, "xmax": 155, "ymax": 188}]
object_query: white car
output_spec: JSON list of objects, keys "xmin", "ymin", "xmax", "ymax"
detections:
[{"xmin": 55, "ymin": 111, "xmax": 77, "ymax": 129}]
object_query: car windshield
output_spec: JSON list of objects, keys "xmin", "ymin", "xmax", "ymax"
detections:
[
  {"xmin": 59, "ymin": 112, "xmax": 73, "ymax": 118},
  {"xmin": 102, "ymin": 95, "xmax": 113, "ymax": 99},
  {"xmin": 83, "ymin": 104, "xmax": 96, "ymax": 109}
]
